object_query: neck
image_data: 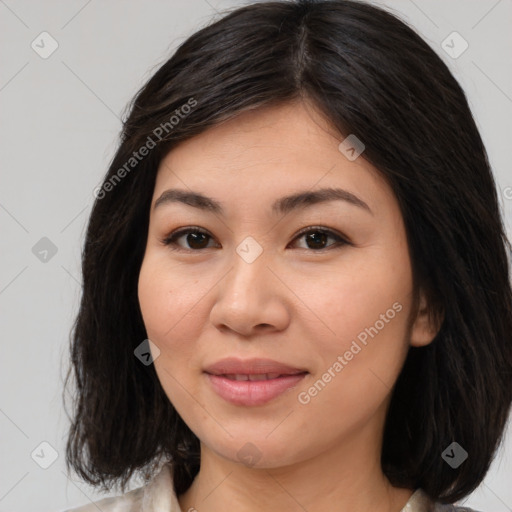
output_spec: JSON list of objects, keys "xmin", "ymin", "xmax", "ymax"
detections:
[{"xmin": 177, "ymin": 420, "xmax": 413, "ymax": 512}]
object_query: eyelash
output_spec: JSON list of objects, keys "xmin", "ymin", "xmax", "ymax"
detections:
[{"xmin": 160, "ymin": 225, "xmax": 350, "ymax": 252}]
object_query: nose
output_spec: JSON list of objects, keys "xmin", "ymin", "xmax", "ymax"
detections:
[{"xmin": 209, "ymin": 247, "xmax": 291, "ymax": 337}]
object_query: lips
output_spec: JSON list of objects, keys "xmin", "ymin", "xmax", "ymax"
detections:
[
  {"xmin": 204, "ymin": 357, "xmax": 307, "ymax": 377},
  {"xmin": 222, "ymin": 373, "xmax": 283, "ymax": 381},
  {"xmin": 204, "ymin": 358, "xmax": 308, "ymax": 406}
]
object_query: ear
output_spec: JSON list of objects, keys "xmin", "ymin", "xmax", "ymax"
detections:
[{"xmin": 409, "ymin": 288, "xmax": 443, "ymax": 347}]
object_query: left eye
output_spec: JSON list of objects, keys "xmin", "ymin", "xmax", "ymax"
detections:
[
  {"xmin": 161, "ymin": 226, "xmax": 349, "ymax": 251},
  {"xmin": 290, "ymin": 227, "xmax": 349, "ymax": 250}
]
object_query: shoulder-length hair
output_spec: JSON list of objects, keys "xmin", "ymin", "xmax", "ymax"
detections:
[{"xmin": 64, "ymin": 0, "xmax": 512, "ymax": 503}]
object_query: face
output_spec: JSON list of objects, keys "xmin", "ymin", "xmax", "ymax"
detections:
[{"xmin": 137, "ymin": 101, "xmax": 434, "ymax": 469}]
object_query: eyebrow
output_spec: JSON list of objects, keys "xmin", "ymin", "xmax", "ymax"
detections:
[{"xmin": 153, "ymin": 187, "xmax": 372, "ymax": 216}]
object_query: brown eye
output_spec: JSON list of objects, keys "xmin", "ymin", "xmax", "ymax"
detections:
[
  {"xmin": 290, "ymin": 227, "xmax": 349, "ymax": 251},
  {"xmin": 162, "ymin": 227, "xmax": 218, "ymax": 251}
]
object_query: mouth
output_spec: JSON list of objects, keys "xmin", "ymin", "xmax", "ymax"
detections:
[
  {"xmin": 204, "ymin": 356, "xmax": 308, "ymax": 376},
  {"xmin": 203, "ymin": 358, "xmax": 309, "ymax": 406},
  {"xmin": 219, "ymin": 372, "xmax": 305, "ymax": 381}
]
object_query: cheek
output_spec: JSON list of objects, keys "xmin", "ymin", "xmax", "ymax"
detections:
[
  {"xmin": 137, "ymin": 257, "xmax": 205, "ymax": 403},
  {"xmin": 137, "ymin": 260, "xmax": 170, "ymax": 339},
  {"xmin": 137, "ymin": 256, "xmax": 202, "ymax": 352},
  {"xmin": 296, "ymin": 248, "xmax": 413, "ymax": 391},
  {"xmin": 298, "ymin": 256, "xmax": 411, "ymax": 344}
]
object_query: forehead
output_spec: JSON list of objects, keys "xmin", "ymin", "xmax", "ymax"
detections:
[{"xmin": 152, "ymin": 101, "xmax": 393, "ymax": 216}]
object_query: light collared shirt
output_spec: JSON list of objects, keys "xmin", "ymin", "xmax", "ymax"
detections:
[{"xmin": 63, "ymin": 462, "xmax": 481, "ymax": 512}]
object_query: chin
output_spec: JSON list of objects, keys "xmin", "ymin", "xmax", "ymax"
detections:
[{"xmin": 200, "ymin": 431, "xmax": 307, "ymax": 469}]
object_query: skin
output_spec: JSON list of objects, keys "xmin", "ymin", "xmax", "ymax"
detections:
[{"xmin": 137, "ymin": 100, "xmax": 440, "ymax": 512}]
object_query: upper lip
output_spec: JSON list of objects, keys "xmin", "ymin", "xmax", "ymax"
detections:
[{"xmin": 204, "ymin": 357, "xmax": 308, "ymax": 376}]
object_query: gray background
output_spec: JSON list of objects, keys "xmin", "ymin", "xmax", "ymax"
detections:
[{"xmin": 0, "ymin": 0, "xmax": 511, "ymax": 511}]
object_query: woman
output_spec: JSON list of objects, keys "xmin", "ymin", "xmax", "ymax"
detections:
[{"xmin": 62, "ymin": 1, "xmax": 512, "ymax": 511}]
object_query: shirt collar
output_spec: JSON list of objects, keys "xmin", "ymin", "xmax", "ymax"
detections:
[
  {"xmin": 141, "ymin": 461, "xmax": 181, "ymax": 512},
  {"xmin": 401, "ymin": 488, "xmax": 435, "ymax": 512}
]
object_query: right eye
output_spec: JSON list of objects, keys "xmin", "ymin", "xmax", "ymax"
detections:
[{"xmin": 160, "ymin": 227, "xmax": 219, "ymax": 251}]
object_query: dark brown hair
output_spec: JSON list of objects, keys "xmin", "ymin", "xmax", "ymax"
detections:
[{"xmin": 64, "ymin": 0, "xmax": 512, "ymax": 503}]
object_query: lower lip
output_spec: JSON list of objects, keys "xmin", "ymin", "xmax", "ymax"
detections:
[{"xmin": 206, "ymin": 373, "xmax": 307, "ymax": 406}]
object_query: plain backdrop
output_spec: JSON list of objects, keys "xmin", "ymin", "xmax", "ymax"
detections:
[{"xmin": 0, "ymin": 1, "xmax": 511, "ymax": 511}]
